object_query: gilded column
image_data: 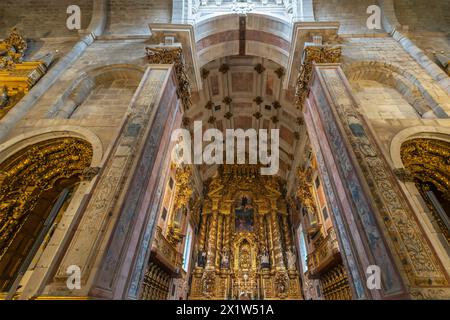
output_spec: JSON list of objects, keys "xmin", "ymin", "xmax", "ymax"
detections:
[
  {"xmin": 270, "ymin": 210, "xmax": 285, "ymax": 269},
  {"xmin": 258, "ymin": 215, "xmax": 266, "ymax": 250},
  {"xmin": 206, "ymin": 211, "xmax": 218, "ymax": 269},
  {"xmin": 282, "ymin": 214, "xmax": 293, "ymax": 250},
  {"xmin": 198, "ymin": 212, "xmax": 208, "ymax": 251},
  {"xmin": 215, "ymin": 214, "xmax": 224, "ymax": 269},
  {"xmin": 225, "ymin": 215, "xmax": 231, "ymax": 253},
  {"xmin": 266, "ymin": 214, "xmax": 276, "ymax": 269}
]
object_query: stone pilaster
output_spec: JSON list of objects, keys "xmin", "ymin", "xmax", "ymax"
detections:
[
  {"xmin": 270, "ymin": 210, "xmax": 285, "ymax": 270},
  {"xmin": 215, "ymin": 214, "xmax": 223, "ymax": 269},
  {"xmin": 206, "ymin": 211, "xmax": 218, "ymax": 270}
]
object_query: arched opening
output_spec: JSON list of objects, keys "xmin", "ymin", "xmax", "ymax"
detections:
[
  {"xmin": 0, "ymin": 138, "xmax": 93, "ymax": 293},
  {"xmin": 401, "ymin": 138, "xmax": 450, "ymax": 244},
  {"xmin": 48, "ymin": 65, "xmax": 143, "ymax": 119},
  {"xmin": 346, "ymin": 62, "xmax": 446, "ymax": 119}
]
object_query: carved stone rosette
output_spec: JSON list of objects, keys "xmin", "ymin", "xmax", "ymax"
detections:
[
  {"xmin": 0, "ymin": 138, "xmax": 93, "ymax": 261},
  {"xmin": 0, "ymin": 28, "xmax": 27, "ymax": 70}
]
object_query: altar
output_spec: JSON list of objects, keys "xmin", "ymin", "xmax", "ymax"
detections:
[{"xmin": 188, "ymin": 165, "xmax": 302, "ymax": 300}]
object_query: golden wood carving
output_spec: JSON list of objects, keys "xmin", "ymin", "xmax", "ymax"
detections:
[
  {"xmin": 0, "ymin": 29, "xmax": 48, "ymax": 119},
  {"xmin": 296, "ymin": 167, "xmax": 316, "ymax": 212},
  {"xmin": 152, "ymin": 226, "xmax": 183, "ymax": 271},
  {"xmin": 401, "ymin": 139, "xmax": 450, "ymax": 200},
  {"xmin": 295, "ymin": 46, "xmax": 342, "ymax": 109},
  {"xmin": 0, "ymin": 28, "xmax": 27, "ymax": 70},
  {"xmin": 321, "ymin": 263, "xmax": 352, "ymax": 300},
  {"xmin": 146, "ymin": 46, "xmax": 192, "ymax": 110},
  {"xmin": 401, "ymin": 138, "xmax": 450, "ymax": 244},
  {"xmin": 0, "ymin": 138, "xmax": 92, "ymax": 261},
  {"xmin": 173, "ymin": 164, "xmax": 193, "ymax": 209}
]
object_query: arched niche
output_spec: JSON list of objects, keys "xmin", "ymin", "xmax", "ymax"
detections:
[
  {"xmin": 48, "ymin": 64, "xmax": 145, "ymax": 119},
  {"xmin": 0, "ymin": 137, "xmax": 93, "ymax": 292},
  {"xmin": 345, "ymin": 61, "xmax": 448, "ymax": 119}
]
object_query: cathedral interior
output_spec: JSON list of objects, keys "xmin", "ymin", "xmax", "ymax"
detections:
[{"xmin": 0, "ymin": 0, "xmax": 449, "ymax": 300}]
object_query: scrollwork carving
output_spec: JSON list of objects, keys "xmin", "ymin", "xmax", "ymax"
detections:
[{"xmin": 146, "ymin": 46, "xmax": 192, "ymax": 110}]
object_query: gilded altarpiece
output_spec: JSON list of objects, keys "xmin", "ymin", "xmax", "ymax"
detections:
[{"xmin": 189, "ymin": 166, "xmax": 302, "ymax": 300}]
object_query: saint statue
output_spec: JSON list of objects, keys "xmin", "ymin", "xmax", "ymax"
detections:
[
  {"xmin": 221, "ymin": 248, "xmax": 230, "ymax": 269},
  {"xmin": 260, "ymin": 247, "xmax": 270, "ymax": 269},
  {"xmin": 287, "ymin": 247, "xmax": 297, "ymax": 270},
  {"xmin": 197, "ymin": 249, "xmax": 207, "ymax": 267}
]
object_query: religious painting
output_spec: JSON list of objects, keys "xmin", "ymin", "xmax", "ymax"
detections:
[{"xmin": 235, "ymin": 196, "xmax": 254, "ymax": 232}]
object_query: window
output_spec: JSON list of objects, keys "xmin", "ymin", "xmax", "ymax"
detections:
[
  {"xmin": 297, "ymin": 225, "xmax": 308, "ymax": 273},
  {"xmin": 322, "ymin": 207, "xmax": 329, "ymax": 221},
  {"xmin": 161, "ymin": 207, "xmax": 168, "ymax": 221},
  {"xmin": 182, "ymin": 224, "xmax": 193, "ymax": 271}
]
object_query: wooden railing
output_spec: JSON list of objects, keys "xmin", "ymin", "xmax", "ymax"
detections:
[{"xmin": 152, "ymin": 226, "xmax": 183, "ymax": 272}]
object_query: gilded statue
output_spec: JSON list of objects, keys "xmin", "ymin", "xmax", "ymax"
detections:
[{"xmin": 0, "ymin": 28, "xmax": 27, "ymax": 70}]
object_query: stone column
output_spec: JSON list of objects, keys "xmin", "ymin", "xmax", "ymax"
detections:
[
  {"xmin": 303, "ymin": 62, "xmax": 450, "ymax": 299},
  {"xmin": 206, "ymin": 211, "xmax": 218, "ymax": 269}
]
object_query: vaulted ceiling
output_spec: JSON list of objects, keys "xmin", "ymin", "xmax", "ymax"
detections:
[{"xmin": 185, "ymin": 55, "xmax": 303, "ymax": 181}]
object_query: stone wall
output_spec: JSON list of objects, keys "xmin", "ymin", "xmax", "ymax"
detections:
[
  {"xmin": 393, "ymin": 0, "xmax": 450, "ymax": 65},
  {"xmin": 313, "ymin": 0, "xmax": 385, "ymax": 34},
  {"xmin": 105, "ymin": 0, "xmax": 172, "ymax": 35},
  {"xmin": 0, "ymin": 0, "xmax": 93, "ymax": 38}
]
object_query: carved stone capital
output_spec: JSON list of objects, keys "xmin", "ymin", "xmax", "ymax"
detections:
[
  {"xmin": 393, "ymin": 167, "xmax": 415, "ymax": 183},
  {"xmin": 82, "ymin": 167, "xmax": 101, "ymax": 181}
]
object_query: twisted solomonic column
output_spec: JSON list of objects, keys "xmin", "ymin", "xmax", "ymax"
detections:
[
  {"xmin": 270, "ymin": 210, "xmax": 285, "ymax": 269},
  {"xmin": 206, "ymin": 211, "xmax": 218, "ymax": 270}
]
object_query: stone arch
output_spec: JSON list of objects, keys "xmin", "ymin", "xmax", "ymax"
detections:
[
  {"xmin": 389, "ymin": 127, "xmax": 450, "ymax": 261},
  {"xmin": 345, "ymin": 61, "xmax": 448, "ymax": 118},
  {"xmin": 47, "ymin": 64, "xmax": 145, "ymax": 119},
  {"xmin": 0, "ymin": 135, "xmax": 95, "ymax": 292},
  {"xmin": 389, "ymin": 126, "xmax": 450, "ymax": 169},
  {"xmin": 195, "ymin": 13, "xmax": 291, "ymax": 68}
]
